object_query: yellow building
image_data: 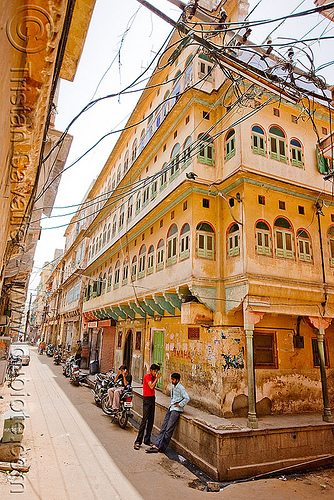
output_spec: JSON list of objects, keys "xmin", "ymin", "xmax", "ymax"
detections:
[{"xmin": 44, "ymin": 0, "xmax": 333, "ymax": 427}]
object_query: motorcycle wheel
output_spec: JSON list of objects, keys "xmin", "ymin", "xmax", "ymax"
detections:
[
  {"xmin": 118, "ymin": 410, "xmax": 128, "ymax": 429},
  {"xmin": 101, "ymin": 394, "xmax": 113, "ymax": 415}
]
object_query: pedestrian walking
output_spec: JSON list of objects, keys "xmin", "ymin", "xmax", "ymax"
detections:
[
  {"xmin": 134, "ymin": 363, "xmax": 161, "ymax": 450},
  {"xmin": 145, "ymin": 373, "xmax": 189, "ymax": 454}
]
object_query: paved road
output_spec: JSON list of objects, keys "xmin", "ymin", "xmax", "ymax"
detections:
[{"xmin": 1, "ymin": 350, "xmax": 333, "ymax": 500}]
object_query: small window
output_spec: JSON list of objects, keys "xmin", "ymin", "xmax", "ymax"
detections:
[
  {"xmin": 227, "ymin": 223, "xmax": 240, "ymax": 256},
  {"xmin": 279, "ymin": 200, "xmax": 286, "ymax": 210},
  {"xmin": 269, "ymin": 126, "xmax": 287, "ymax": 163},
  {"xmin": 332, "ymin": 214, "xmax": 334, "ymax": 222},
  {"xmin": 186, "ymin": 116, "xmax": 190, "ymax": 124},
  {"xmin": 171, "ymin": 210, "xmax": 174, "ymax": 219},
  {"xmin": 136, "ymin": 192, "xmax": 141, "ymax": 215},
  {"xmin": 160, "ymin": 164, "xmax": 168, "ymax": 190},
  {"xmin": 203, "ymin": 198, "xmax": 209, "ymax": 208},
  {"xmin": 322, "ymin": 127, "xmax": 328, "ymax": 135},
  {"xmin": 143, "ymin": 185, "xmax": 150, "ymax": 207},
  {"xmin": 203, "ymin": 111, "xmax": 210, "ymax": 120},
  {"xmin": 273, "ymin": 108, "xmax": 280, "ymax": 117},
  {"xmin": 297, "ymin": 229, "xmax": 312, "ymax": 262},
  {"xmin": 229, "ymin": 198, "xmax": 234, "ymax": 207},
  {"xmin": 312, "ymin": 338, "xmax": 329, "ymax": 367},
  {"xmin": 135, "ymin": 331, "xmax": 142, "ymax": 351},
  {"xmin": 131, "ymin": 256, "xmax": 137, "ymax": 281},
  {"xmin": 252, "ymin": 126, "xmax": 266, "ymax": 156},
  {"xmin": 151, "ymin": 180, "xmax": 157, "ymax": 199},
  {"xmin": 225, "ymin": 129, "xmax": 236, "ymax": 161},
  {"xmin": 256, "ymin": 221, "xmax": 271, "ymax": 255},
  {"xmin": 183, "ymin": 201, "xmax": 187, "ymax": 211},
  {"xmin": 258, "ymin": 195, "xmax": 265, "ymax": 205},
  {"xmin": 290, "ymin": 139, "xmax": 303, "ymax": 168},
  {"xmin": 254, "ymin": 332, "xmax": 277, "ymax": 367},
  {"xmin": 174, "ymin": 130, "xmax": 177, "ymax": 139},
  {"xmin": 180, "ymin": 224, "xmax": 190, "ymax": 260},
  {"xmin": 291, "ymin": 115, "xmax": 298, "ymax": 123},
  {"xmin": 298, "ymin": 206, "xmax": 305, "ymax": 215},
  {"xmin": 157, "ymin": 239, "xmax": 164, "ymax": 271},
  {"xmin": 197, "ymin": 222, "xmax": 214, "ymax": 259},
  {"xmin": 122, "ymin": 260, "xmax": 129, "ymax": 285},
  {"xmin": 147, "ymin": 245, "xmax": 154, "ymax": 274}
]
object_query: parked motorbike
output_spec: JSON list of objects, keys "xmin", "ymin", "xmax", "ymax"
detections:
[
  {"xmin": 101, "ymin": 385, "xmax": 133, "ymax": 428},
  {"xmin": 53, "ymin": 349, "xmax": 62, "ymax": 365},
  {"xmin": 62, "ymin": 355, "xmax": 76, "ymax": 377},
  {"xmin": 6, "ymin": 355, "xmax": 22, "ymax": 384},
  {"xmin": 70, "ymin": 363, "xmax": 90, "ymax": 386},
  {"xmin": 46, "ymin": 344, "xmax": 54, "ymax": 357},
  {"xmin": 91, "ymin": 371, "xmax": 115, "ymax": 405}
]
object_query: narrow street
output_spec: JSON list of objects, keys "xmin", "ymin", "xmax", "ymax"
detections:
[{"xmin": 0, "ymin": 350, "xmax": 333, "ymax": 499}]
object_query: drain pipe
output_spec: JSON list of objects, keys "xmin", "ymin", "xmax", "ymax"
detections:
[{"xmin": 315, "ymin": 202, "xmax": 327, "ymax": 311}]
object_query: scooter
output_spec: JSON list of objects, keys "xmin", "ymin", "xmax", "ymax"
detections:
[
  {"xmin": 101, "ymin": 385, "xmax": 133, "ymax": 428},
  {"xmin": 53, "ymin": 349, "xmax": 62, "ymax": 365}
]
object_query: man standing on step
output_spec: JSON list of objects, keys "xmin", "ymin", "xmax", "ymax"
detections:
[
  {"xmin": 134, "ymin": 364, "xmax": 161, "ymax": 450},
  {"xmin": 146, "ymin": 372, "xmax": 189, "ymax": 454}
]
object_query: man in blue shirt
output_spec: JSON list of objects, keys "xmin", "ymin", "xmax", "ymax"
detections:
[{"xmin": 146, "ymin": 372, "xmax": 189, "ymax": 453}]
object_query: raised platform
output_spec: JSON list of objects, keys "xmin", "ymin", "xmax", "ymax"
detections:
[{"xmin": 132, "ymin": 387, "xmax": 334, "ymax": 481}]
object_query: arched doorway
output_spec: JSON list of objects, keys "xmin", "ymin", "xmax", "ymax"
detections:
[{"xmin": 123, "ymin": 329, "xmax": 133, "ymax": 372}]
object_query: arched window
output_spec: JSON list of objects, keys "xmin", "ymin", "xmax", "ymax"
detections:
[
  {"xmin": 225, "ymin": 129, "xmax": 236, "ymax": 161},
  {"xmin": 131, "ymin": 256, "xmax": 137, "ymax": 281},
  {"xmin": 157, "ymin": 239, "xmax": 164, "ymax": 271},
  {"xmin": 269, "ymin": 126, "xmax": 287, "ymax": 163},
  {"xmin": 136, "ymin": 191, "xmax": 141, "ymax": 215},
  {"xmin": 107, "ymin": 223, "xmax": 111, "ymax": 242},
  {"xmin": 170, "ymin": 143, "xmax": 181, "ymax": 179},
  {"xmin": 122, "ymin": 259, "xmax": 129, "ymax": 285},
  {"xmin": 160, "ymin": 163, "xmax": 168, "ymax": 190},
  {"xmin": 227, "ymin": 223, "xmax": 240, "ymax": 257},
  {"xmin": 132, "ymin": 139, "xmax": 137, "ymax": 163},
  {"xmin": 139, "ymin": 129, "xmax": 146, "ymax": 153},
  {"xmin": 124, "ymin": 151, "xmax": 129, "ymax": 173},
  {"xmin": 112, "ymin": 214, "xmax": 117, "ymax": 237},
  {"xmin": 252, "ymin": 125, "xmax": 266, "ymax": 156},
  {"xmin": 112, "ymin": 175, "xmax": 116, "ymax": 190},
  {"xmin": 162, "ymin": 90, "xmax": 170, "ymax": 118},
  {"xmin": 119, "ymin": 205, "xmax": 125, "ymax": 229},
  {"xmin": 102, "ymin": 273, "xmax": 107, "ymax": 294},
  {"xmin": 154, "ymin": 105, "xmax": 161, "ymax": 131},
  {"xmin": 198, "ymin": 133, "xmax": 214, "ymax": 166},
  {"xmin": 117, "ymin": 164, "xmax": 122, "ymax": 183},
  {"xmin": 143, "ymin": 180, "xmax": 150, "ymax": 207},
  {"xmin": 151, "ymin": 179, "xmax": 157, "ymax": 199},
  {"xmin": 107, "ymin": 267, "xmax": 112, "ymax": 291},
  {"xmin": 171, "ymin": 72, "xmax": 181, "ymax": 106},
  {"xmin": 88, "ymin": 244, "xmax": 91, "ymax": 262},
  {"xmin": 147, "ymin": 245, "xmax": 154, "ymax": 274},
  {"xmin": 167, "ymin": 224, "xmax": 178, "ymax": 266},
  {"xmin": 274, "ymin": 217, "xmax": 294, "ymax": 259},
  {"xmin": 128, "ymin": 196, "xmax": 133, "ymax": 221},
  {"xmin": 182, "ymin": 136, "xmax": 192, "ymax": 168},
  {"xmin": 180, "ymin": 224, "xmax": 190, "ymax": 260},
  {"xmin": 102, "ymin": 225, "xmax": 107, "ymax": 246},
  {"xmin": 197, "ymin": 222, "xmax": 214, "ymax": 259},
  {"xmin": 255, "ymin": 221, "xmax": 271, "ymax": 255},
  {"xmin": 328, "ymin": 226, "xmax": 334, "ymax": 266},
  {"xmin": 138, "ymin": 245, "xmax": 146, "ymax": 278},
  {"xmin": 146, "ymin": 115, "xmax": 153, "ymax": 142},
  {"xmin": 97, "ymin": 272, "xmax": 103, "ymax": 296},
  {"xmin": 184, "ymin": 55, "xmax": 194, "ymax": 87},
  {"xmin": 297, "ymin": 229, "xmax": 312, "ymax": 262},
  {"xmin": 290, "ymin": 139, "xmax": 303, "ymax": 168},
  {"xmin": 114, "ymin": 261, "xmax": 120, "ymax": 288}
]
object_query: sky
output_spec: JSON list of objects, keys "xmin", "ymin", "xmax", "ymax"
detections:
[{"xmin": 28, "ymin": 0, "xmax": 334, "ymax": 292}]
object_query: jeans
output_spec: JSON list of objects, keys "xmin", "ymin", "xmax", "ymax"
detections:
[
  {"xmin": 135, "ymin": 396, "xmax": 155, "ymax": 445},
  {"xmin": 155, "ymin": 409, "xmax": 180, "ymax": 452}
]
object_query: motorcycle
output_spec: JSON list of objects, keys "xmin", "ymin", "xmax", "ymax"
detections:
[
  {"xmin": 46, "ymin": 344, "xmax": 54, "ymax": 357},
  {"xmin": 6, "ymin": 355, "xmax": 22, "ymax": 384},
  {"xmin": 101, "ymin": 385, "xmax": 133, "ymax": 429},
  {"xmin": 70, "ymin": 364, "xmax": 90, "ymax": 386},
  {"xmin": 62, "ymin": 355, "xmax": 76, "ymax": 377},
  {"xmin": 53, "ymin": 349, "xmax": 62, "ymax": 365},
  {"xmin": 91, "ymin": 371, "xmax": 115, "ymax": 405}
]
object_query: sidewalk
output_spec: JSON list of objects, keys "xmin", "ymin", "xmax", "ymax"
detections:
[{"xmin": 0, "ymin": 350, "xmax": 143, "ymax": 500}]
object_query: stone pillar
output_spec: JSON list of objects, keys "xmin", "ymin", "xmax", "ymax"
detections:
[
  {"xmin": 244, "ymin": 309, "xmax": 264, "ymax": 429},
  {"xmin": 308, "ymin": 316, "xmax": 333, "ymax": 423}
]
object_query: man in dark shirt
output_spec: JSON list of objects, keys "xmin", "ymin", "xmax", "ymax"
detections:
[
  {"xmin": 134, "ymin": 364, "xmax": 161, "ymax": 450},
  {"xmin": 108, "ymin": 365, "xmax": 132, "ymax": 411}
]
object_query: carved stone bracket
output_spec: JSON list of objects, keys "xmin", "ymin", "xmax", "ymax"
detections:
[{"xmin": 307, "ymin": 316, "xmax": 332, "ymax": 331}]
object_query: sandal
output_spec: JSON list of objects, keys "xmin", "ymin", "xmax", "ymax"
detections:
[{"xmin": 134, "ymin": 443, "xmax": 140, "ymax": 450}]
